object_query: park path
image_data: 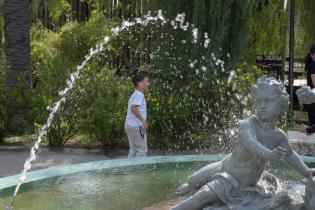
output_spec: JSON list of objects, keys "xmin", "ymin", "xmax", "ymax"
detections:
[{"xmin": 0, "ymin": 146, "xmax": 111, "ymax": 178}]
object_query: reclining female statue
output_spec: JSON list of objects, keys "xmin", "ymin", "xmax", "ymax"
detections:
[{"xmin": 172, "ymin": 76, "xmax": 315, "ymax": 210}]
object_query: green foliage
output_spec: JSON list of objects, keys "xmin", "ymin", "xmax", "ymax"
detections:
[
  {"xmin": 0, "ymin": 70, "xmax": 39, "ymax": 143},
  {"xmin": 138, "ymin": 2, "xmax": 262, "ymax": 150},
  {"xmin": 147, "ymin": 37, "xmax": 263, "ymax": 149},
  {"xmin": 31, "ymin": 0, "xmax": 70, "ymax": 22},
  {"xmin": 46, "ymin": 67, "xmax": 131, "ymax": 148},
  {"xmin": 30, "ymin": 13, "xmax": 130, "ymax": 148},
  {"xmin": 31, "ymin": 13, "xmax": 112, "ymax": 106},
  {"xmin": 296, "ymin": 0, "xmax": 315, "ymax": 56},
  {"xmin": 148, "ymin": 0, "xmax": 255, "ymax": 65},
  {"xmin": 94, "ymin": 0, "xmax": 112, "ymax": 13},
  {"xmin": 247, "ymin": 0, "xmax": 284, "ymax": 60},
  {"xmin": 82, "ymin": 71, "xmax": 131, "ymax": 150}
]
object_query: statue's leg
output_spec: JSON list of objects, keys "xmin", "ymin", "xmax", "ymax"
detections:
[
  {"xmin": 172, "ymin": 184, "xmax": 219, "ymax": 210},
  {"xmin": 188, "ymin": 162, "xmax": 222, "ymax": 187},
  {"xmin": 176, "ymin": 162, "xmax": 222, "ymax": 195}
]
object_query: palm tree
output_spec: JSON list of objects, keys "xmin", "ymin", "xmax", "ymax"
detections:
[
  {"xmin": 0, "ymin": 2, "xmax": 4, "ymax": 64},
  {"xmin": 4, "ymin": 0, "xmax": 31, "ymax": 87}
]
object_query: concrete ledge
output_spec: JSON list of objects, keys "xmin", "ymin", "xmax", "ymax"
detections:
[
  {"xmin": 0, "ymin": 155, "xmax": 224, "ymax": 190},
  {"xmin": 1, "ymin": 154, "xmax": 315, "ymax": 192},
  {"xmin": 288, "ymin": 131, "xmax": 315, "ymax": 156}
]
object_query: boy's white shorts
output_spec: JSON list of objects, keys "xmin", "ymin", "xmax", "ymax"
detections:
[{"xmin": 125, "ymin": 125, "xmax": 148, "ymax": 158}]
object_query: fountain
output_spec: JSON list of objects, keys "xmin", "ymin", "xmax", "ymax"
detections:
[
  {"xmin": 0, "ymin": 154, "xmax": 315, "ymax": 209},
  {"xmin": 171, "ymin": 76, "xmax": 315, "ymax": 210},
  {"xmin": 1, "ymin": 9, "xmax": 315, "ymax": 210}
]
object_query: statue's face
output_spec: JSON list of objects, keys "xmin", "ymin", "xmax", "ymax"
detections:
[{"xmin": 254, "ymin": 89, "xmax": 282, "ymax": 122}]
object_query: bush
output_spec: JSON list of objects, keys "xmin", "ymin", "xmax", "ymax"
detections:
[
  {"xmin": 46, "ymin": 94, "xmax": 86, "ymax": 147},
  {"xmin": 29, "ymin": 12, "xmax": 145, "ymax": 149},
  {"xmin": 29, "ymin": 14, "xmax": 121, "ymax": 147},
  {"xmin": 83, "ymin": 70, "xmax": 131, "ymax": 151},
  {"xmin": 0, "ymin": 68, "xmax": 38, "ymax": 142},
  {"xmin": 45, "ymin": 67, "xmax": 131, "ymax": 149},
  {"xmin": 147, "ymin": 59, "xmax": 262, "ymax": 151}
]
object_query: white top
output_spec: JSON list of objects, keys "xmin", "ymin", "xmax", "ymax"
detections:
[{"xmin": 125, "ymin": 90, "xmax": 147, "ymax": 127}]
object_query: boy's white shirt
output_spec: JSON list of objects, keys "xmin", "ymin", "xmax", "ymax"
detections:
[{"xmin": 125, "ymin": 89, "xmax": 147, "ymax": 127}]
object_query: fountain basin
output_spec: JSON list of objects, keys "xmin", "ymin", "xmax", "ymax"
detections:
[{"xmin": 1, "ymin": 155, "xmax": 315, "ymax": 210}]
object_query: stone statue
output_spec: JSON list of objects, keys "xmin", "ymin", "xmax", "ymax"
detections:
[
  {"xmin": 296, "ymin": 86, "xmax": 315, "ymax": 105},
  {"xmin": 172, "ymin": 76, "xmax": 315, "ymax": 210}
]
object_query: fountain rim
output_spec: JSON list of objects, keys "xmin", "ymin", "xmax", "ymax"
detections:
[{"xmin": 1, "ymin": 154, "xmax": 315, "ymax": 190}]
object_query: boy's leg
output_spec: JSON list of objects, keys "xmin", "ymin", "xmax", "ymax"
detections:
[
  {"xmin": 172, "ymin": 184, "xmax": 219, "ymax": 210},
  {"xmin": 135, "ymin": 128, "xmax": 148, "ymax": 157},
  {"xmin": 125, "ymin": 126, "xmax": 137, "ymax": 158}
]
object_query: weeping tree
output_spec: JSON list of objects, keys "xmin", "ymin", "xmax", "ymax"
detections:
[
  {"xmin": 142, "ymin": 0, "xmax": 262, "ymax": 150},
  {"xmin": 295, "ymin": 0, "xmax": 315, "ymax": 57},
  {"xmin": 302, "ymin": 0, "xmax": 315, "ymax": 46},
  {"xmin": 247, "ymin": 0, "xmax": 284, "ymax": 60}
]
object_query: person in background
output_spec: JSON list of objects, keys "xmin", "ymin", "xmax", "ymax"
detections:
[
  {"xmin": 125, "ymin": 71, "xmax": 149, "ymax": 158},
  {"xmin": 299, "ymin": 44, "xmax": 315, "ymax": 135}
]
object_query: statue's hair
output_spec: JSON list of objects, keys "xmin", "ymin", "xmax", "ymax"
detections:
[{"xmin": 251, "ymin": 76, "xmax": 289, "ymax": 111}]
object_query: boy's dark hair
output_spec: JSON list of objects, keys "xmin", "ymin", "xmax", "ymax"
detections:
[{"xmin": 132, "ymin": 70, "xmax": 149, "ymax": 86}]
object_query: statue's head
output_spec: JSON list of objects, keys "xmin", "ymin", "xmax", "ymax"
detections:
[{"xmin": 251, "ymin": 76, "xmax": 289, "ymax": 122}]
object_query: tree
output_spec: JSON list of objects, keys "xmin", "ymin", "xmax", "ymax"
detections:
[
  {"xmin": 4, "ymin": 0, "xmax": 31, "ymax": 87},
  {"xmin": 3, "ymin": 0, "xmax": 34, "ymax": 137}
]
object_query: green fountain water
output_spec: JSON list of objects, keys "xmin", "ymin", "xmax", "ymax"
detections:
[{"xmin": 1, "ymin": 155, "xmax": 315, "ymax": 210}]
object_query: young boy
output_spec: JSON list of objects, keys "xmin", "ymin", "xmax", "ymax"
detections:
[
  {"xmin": 172, "ymin": 76, "xmax": 315, "ymax": 210},
  {"xmin": 125, "ymin": 71, "xmax": 149, "ymax": 158}
]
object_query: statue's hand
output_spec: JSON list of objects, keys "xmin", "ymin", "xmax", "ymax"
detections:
[
  {"xmin": 175, "ymin": 183, "xmax": 190, "ymax": 196},
  {"xmin": 271, "ymin": 146, "xmax": 288, "ymax": 161},
  {"xmin": 310, "ymin": 168, "xmax": 315, "ymax": 176}
]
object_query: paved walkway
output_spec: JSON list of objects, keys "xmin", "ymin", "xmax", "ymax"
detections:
[
  {"xmin": 288, "ymin": 131, "xmax": 315, "ymax": 156},
  {"xmin": 0, "ymin": 146, "xmax": 111, "ymax": 178},
  {"xmin": 0, "ymin": 131, "xmax": 314, "ymax": 178},
  {"xmin": 0, "ymin": 146, "xmax": 174, "ymax": 178},
  {"xmin": 288, "ymin": 130, "xmax": 315, "ymax": 142}
]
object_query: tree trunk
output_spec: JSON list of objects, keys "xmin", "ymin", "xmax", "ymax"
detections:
[
  {"xmin": 4, "ymin": 0, "xmax": 31, "ymax": 87},
  {"xmin": 0, "ymin": 4, "xmax": 4, "ymax": 65},
  {"xmin": 280, "ymin": 0, "xmax": 287, "ymax": 80}
]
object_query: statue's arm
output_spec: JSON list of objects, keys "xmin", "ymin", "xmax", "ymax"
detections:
[
  {"xmin": 278, "ymin": 130, "xmax": 312, "ymax": 177},
  {"xmin": 239, "ymin": 121, "xmax": 275, "ymax": 160},
  {"xmin": 279, "ymin": 131, "xmax": 315, "ymax": 209},
  {"xmin": 287, "ymin": 152, "xmax": 312, "ymax": 177}
]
